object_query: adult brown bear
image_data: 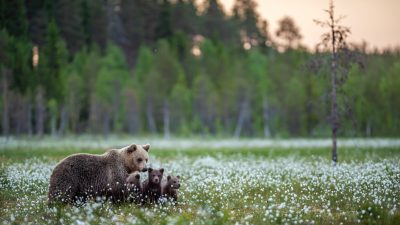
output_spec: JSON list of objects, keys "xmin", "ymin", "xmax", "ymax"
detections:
[{"xmin": 48, "ymin": 143, "xmax": 150, "ymax": 205}]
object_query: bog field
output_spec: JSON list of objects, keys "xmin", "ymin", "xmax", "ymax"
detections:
[{"xmin": 0, "ymin": 138, "xmax": 399, "ymax": 225}]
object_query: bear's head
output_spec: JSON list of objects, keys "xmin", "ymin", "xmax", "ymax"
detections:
[
  {"xmin": 122, "ymin": 144, "xmax": 150, "ymax": 173},
  {"xmin": 166, "ymin": 175, "xmax": 181, "ymax": 189},
  {"xmin": 148, "ymin": 168, "xmax": 164, "ymax": 185},
  {"xmin": 126, "ymin": 172, "xmax": 141, "ymax": 191}
]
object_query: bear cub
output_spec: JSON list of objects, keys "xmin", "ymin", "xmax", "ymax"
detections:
[
  {"xmin": 142, "ymin": 168, "xmax": 164, "ymax": 204},
  {"xmin": 162, "ymin": 175, "xmax": 181, "ymax": 204},
  {"xmin": 126, "ymin": 172, "xmax": 142, "ymax": 204}
]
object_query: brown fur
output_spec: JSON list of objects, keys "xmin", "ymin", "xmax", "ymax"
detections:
[
  {"xmin": 142, "ymin": 168, "xmax": 164, "ymax": 204},
  {"xmin": 126, "ymin": 172, "xmax": 142, "ymax": 204},
  {"xmin": 48, "ymin": 144, "xmax": 150, "ymax": 205},
  {"xmin": 162, "ymin": 175, "xmax": 180, "ymax": 203}
]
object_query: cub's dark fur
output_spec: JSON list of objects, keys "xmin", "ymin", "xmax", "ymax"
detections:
[
  {"xmin": 142, "ymin": 168, "xmax": 164, "ymax": 204},
  {"xmin": 162, "ymin": 175, "xmax": 181, "ymax": 203}
]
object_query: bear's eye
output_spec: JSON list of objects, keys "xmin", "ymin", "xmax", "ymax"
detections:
[{"xmin": 137, "ymin": 158, "xmax": 143, "ymax": 162}]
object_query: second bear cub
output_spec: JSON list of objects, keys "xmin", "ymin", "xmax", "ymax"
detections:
[{"xmin": 142, "ymin": 168, "xmax": 164, "ymax": 204}]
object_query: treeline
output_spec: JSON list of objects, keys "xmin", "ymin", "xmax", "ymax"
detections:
[{"xmin": 0, "ymin": 0, "xmax": 399, "ymax": 137}]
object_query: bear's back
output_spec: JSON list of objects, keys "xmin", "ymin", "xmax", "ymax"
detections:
[{"xmin": 48, "ymin": 150, "xmax": 128, "ymax": 203}]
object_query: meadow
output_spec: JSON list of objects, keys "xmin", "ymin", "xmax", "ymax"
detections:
[{"xmin": 1, "ymin": 138, "xmax": 399, "ymax": 224}]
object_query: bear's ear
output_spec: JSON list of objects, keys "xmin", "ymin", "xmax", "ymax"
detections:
[
  {"xmin": 142, "ymin": 144, "xmax": 150, "ymax": 152},
  {"xmin": 177, "ymin": 175, "xmax": 180, "ymax": 179},
  {"xmin": 127, "ymin": 144, "xmax": 137, "ymax": 153},
  {"xmin": 135, "ymin": 174, "xmax": 140, "ymax": 179},
  {"xmin": 160, "ymin": 168, "xmax": 164, "ymax": 174},
  {"xmin": 167, "ymin": 175, "xmax": 171, "ymax": 180},
  {"xmin": 148, "ymin": 168, "xmax": 153, "ymax": 173}
]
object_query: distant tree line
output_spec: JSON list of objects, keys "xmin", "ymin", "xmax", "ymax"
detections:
[{"xmin": 0, "ymin": 0, "xmax": 399, "ymax": 137}]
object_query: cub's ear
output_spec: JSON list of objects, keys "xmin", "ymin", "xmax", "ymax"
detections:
[
  {"xmin": 127, "ymin": 144, "xmax": 137, "ymax": 153},
  {"xmin": 148, "ymin": 168, "xmax": 153, "ymax": 173},
  {"xmin": 177, "ymin": 175, "xmax": 180, "ymax": 179},
  {"xmin": 160, "ymin": 168, "xmax": 164, "ymax": 174},
  {"xmin": 135, "ymin": 174, "xmax": 140, "ymax": 179},
  {"xmin": 167, "ymin": 175, "xmax": 171, "ymax": 180},
  {"xmin": 142, "ymin": 144, "xmax": 150, "ymax": 152}
]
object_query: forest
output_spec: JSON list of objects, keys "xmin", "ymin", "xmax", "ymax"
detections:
[{"xmin": 1, "ymin": 0, "xmax": 399, "ymax": 138}]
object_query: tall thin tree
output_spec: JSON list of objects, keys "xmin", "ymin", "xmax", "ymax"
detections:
[{"xmin": 314, "ymin": 0, "xmax": 350, "ymax": 165}]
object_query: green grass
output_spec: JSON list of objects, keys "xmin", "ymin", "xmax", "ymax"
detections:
[
  {"xmin": 1, "ymin": 145, "xmax": 399, "ymax": 224},
  {"xmin": 1, "ymin": 145, "xmax": 399, "ymax": 161}
]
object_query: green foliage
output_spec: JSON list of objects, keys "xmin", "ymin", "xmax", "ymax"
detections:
[
  {"xmin": 0, "ymin": 29, "xmax": 34, "ymax": 94},
  {"xmin": 170, "ymin": 74, "xmax": 192, "ymax": 134},
  {"xmin": 134, "ymin": 45, "xmax": 155, "ymax": 85},
  {"xmin": 40, "ymin": 20, "xmax": 68, "ymax": 101},
  {"xmin": 233, "ymin": 0, "xmax": 267, "ymax": 46},
  {"xmin": 153, "ymin": 39, "xmax": 184, "ymax": 96},
  {"xmin": 0, "ymin": 0, "xmax": 28, "ymax": 38},
  {"xmin": 95, "ymin": 43, "xmax": 129, "ymax": 103},
  {"xmin": 0, "ymin": 0, "xmax": 399, "ymax": 137}
]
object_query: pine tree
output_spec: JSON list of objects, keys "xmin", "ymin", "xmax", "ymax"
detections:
[
  {"xmin": 202, "ymin": 0, "xmax": 238, "ymax": 44},
  {"xmin": 40, "ymin": 20, "xmax": 68, "ymax": 101},
  {"xmin": 54, "ymin": 0, "xmax": 85, "ymax": 55},
  {"xmin": 94, "ymin": 43, "xmax": 129, "ymax": 135},
  {"xmin": 0, "ymin": 0, "xmax": 28, "ymax": 38},
  {"xmin": 39, "ymin": 20, "xmax": 68, "ymax": 136},
  {"xmin": 276, "ymin": 16, "xmax": 302, "ymax": 50},
  {"xmin": 233, "ymin": 0, "xmax": 267, "ymax": 47}
]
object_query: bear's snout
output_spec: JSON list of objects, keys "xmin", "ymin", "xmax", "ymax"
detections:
[{"xmin": 153, "ymin": 177, "xmax": 160, "ymax": 183}]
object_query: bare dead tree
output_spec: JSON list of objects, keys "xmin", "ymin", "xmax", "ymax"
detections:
[{"xmin": 314, "ymin": 0, "xmax": 351, "ymax": 165}]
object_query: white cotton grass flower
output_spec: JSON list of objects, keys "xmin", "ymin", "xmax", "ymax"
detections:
[{"xmin": 1, "ymin": 155, "xmax": 399, "ymax": 224}]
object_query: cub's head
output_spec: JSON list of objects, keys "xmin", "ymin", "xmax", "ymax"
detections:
[
  {"xmin": 126, "ymin": 172, "xmax": 141, "ymax": 191},
  {"xmin": 167, "ymin": 175, "xmax": 181, "ymax": 189},
  {"xmin": 122, "ymin": 143, "xmax": 150, "ymax": 173},
  {"xmin": 148, "ymin": 168, "xmax": 164, "ymax": 184}
]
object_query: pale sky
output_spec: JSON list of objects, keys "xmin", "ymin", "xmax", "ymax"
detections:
[{"xmin": 220, "ymin": 0, "xmax": 400, "ymax": 50}]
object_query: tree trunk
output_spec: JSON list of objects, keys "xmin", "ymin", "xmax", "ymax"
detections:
[
  {"xmin": 89, "ymin": 94, "xmax": 99, "ymax": 133},
  {"xmin": 125, "ymin": 91, "xmax": 139, "ymax": 134},
  {"xmin": 58, "ymin": 105, "xmax": 68, "ymax": 136},
  {"xmin": 1, "ymin": 68, "xmax": 10, "ymax": 136},
  {"xmin": 262, "ymin": 98, "xmax": 271, "ymax": 137},
  {"xmin": 13, "ymin": 94, "xmax": 22, "ymax": 136},
  {"xmin": 366, "ymin": 120, "xmax": 371, "ymax": 137},
  {"xmin": 163, "ymin": 101, "xmax": 170, "ymax": 139},
  {"xmin": 27, "ymin": 98, "xmax": 33, "ymax": 137},
  {"xmin": 112, "ymin": 86, "xmax": 120, "ymax": 132},
  {"xmin": 50, "ymin": 112, "xmax": 57, "ymax": 138},
  {"xmin": 67, "ymin": 90, "xmax": 80, "ymax": 133},
  {"xmin": 102, "ymin": 111, "xmax": 111, "ymax": 137},
  {"xmin": 35, "ymin": 88, "xmax": 45, "ymax": 136},
  {"xmin": 15, "ymin": 95, "xmax": 33, "ymax": 136},
  {"xmin": 146, "ymin": 102, "xmax": 157, "ymax": 134},
  {"xmin": 234, "ymin": 100, "xmax": 249, "ymax": 138}
]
